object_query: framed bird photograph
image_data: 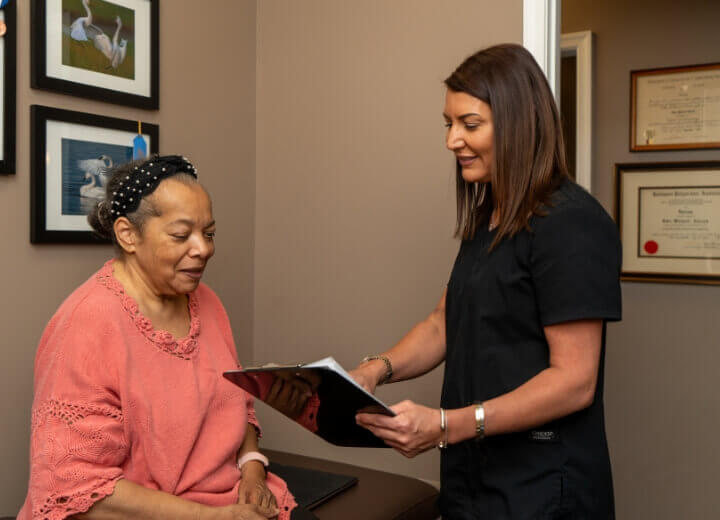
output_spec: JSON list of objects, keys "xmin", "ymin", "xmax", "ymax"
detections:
[
  {"xmin": 31, "ymin": 105, "xmax": 159, "ymax": 243},
  {"xmin": 31, "ymin": 0, "xmax": 158, "ymax": 109},
  {"xmin": 0, "ymin": 0, "xmax": 16, "ymax": 174}
]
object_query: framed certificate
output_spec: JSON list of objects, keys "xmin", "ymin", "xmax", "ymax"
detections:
[
  {"xmin": 630, "ymin": 63, "xmax": 720, "ymax": 151},
  {"xmin": 615, "ymin": 162, "xmax": 720, "ymax": 285}
]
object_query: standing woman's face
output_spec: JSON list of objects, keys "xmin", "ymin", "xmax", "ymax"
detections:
[
  {"xmin": 131, "ymin": 178, "xmax": 216, "ymax": 296},
  {"xmin": 444, "ymin": 90, "xmax": 495, "ymax": 184}
]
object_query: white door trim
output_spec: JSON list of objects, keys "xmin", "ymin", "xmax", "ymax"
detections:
[
  {"xmin": 561, "ymin": 30, "xmax": 593, "ymax": 192},
  {"xmin": 523, "ymin": 0, "xmax": 561, "ymax": 98}
]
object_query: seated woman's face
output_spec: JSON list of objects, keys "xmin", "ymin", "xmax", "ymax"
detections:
[{"xmin": 132, "ymin": 178, "xmax": 216, "ymax": 296}]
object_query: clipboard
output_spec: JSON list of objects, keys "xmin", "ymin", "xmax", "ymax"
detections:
[
  {"xmin": 267, "ymin": 461, "xmax": 358, "ymax": 510},
  {"xmin": 223, "ymin": 357, "xmax": 395, "ymax": 448}
]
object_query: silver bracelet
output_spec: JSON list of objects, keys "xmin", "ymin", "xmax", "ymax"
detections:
[
  {"xmin": 438, "ymin": 408, "xmax": 448, "ymax": 449},
  {"xmin": 361, "ymin": 355, "xmax": 393, "ymax": 385},
  {"xmin": 474, "ymin": 403, "xmax": 485, "ymax": 441}
]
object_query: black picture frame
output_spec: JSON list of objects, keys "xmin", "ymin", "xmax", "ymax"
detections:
[
  {"xmin": 31, "ymin": 0, "xmax": 159, "ymax": 110},
  {"xmin": 0, "ymin": 0, "xmax": 17, "ymax": 173},
  {"xmin": 31, "ymin": 105, "xmax": 159, "ymax": 244}
]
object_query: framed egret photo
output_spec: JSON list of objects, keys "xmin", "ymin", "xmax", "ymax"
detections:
[
  {"xmin": 31, "ymin": 105, "xmax": 159, "ymax": 244},
  {"xmin": 31, "ymin": 0, "xmax": 158, "ymax": 109},
  {"xmin": 0, "ymin": 0, "xmax": 16, "ymax": 174}
]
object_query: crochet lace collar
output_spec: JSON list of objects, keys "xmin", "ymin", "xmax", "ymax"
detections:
[{"xmin": 96, "ymin": 259, "xmax": 201, "ymax": 360}]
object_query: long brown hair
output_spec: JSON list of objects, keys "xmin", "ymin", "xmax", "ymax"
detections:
[{"xmin": 445, "ymin": 44, "xmax": 569, "ymax": 248}]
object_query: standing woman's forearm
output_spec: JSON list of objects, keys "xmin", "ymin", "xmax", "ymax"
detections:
[{"xmin": 357, "ymin": 289, "xmax": 447, "ymax": 386}]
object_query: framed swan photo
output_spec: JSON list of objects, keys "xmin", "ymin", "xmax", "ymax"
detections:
[
  {"xmin": 31, "ymin": 105, "xmax": 159, "ymax": 244},
  {"xmin": 31, "ymin": 0, "xmax": 159, "ymax": 109}
]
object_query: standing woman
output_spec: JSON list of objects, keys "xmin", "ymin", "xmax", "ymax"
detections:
[{"xmin": 353, "ymin": 44, "xmax": 622, "ymax": 519}]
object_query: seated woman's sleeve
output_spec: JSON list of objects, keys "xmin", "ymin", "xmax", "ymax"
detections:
[
  {"xmin": 25, "ymin": 307, "xmax": 128, "ymax": 520},
  {"xmin": 531, "ymin": 201, "xmax": 622, "ymax": 325}
]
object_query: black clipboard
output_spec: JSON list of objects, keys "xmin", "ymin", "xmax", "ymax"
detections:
[
  {"xmin": 268, "ymin": 462, "xmax": 358, "ymax": 510},
  {"xmin": 223, "ymin": 357, "xmax": 395, "ymax": 447}
]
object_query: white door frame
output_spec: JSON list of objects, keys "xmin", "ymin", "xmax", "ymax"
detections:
[
  {"xmin": 523, "ymin": 0, "xmax": 561, "ymax": 98},
  {"xmin": 561, "ymin": 31, "xmax": 593, "ymax": 192},
  {"xmin": 523, "ymin": 2, "xmax": 594, "ymax": 192}
]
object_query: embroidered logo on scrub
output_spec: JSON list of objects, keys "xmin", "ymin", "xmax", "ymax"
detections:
[{"xmin": 529, "ymin": 430, "xmax": 559, "ymax": 442}]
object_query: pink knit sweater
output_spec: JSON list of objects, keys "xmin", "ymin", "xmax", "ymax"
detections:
[{"xmin": 18, "ymin": 260, "xmax": 296, "ymax": 520}]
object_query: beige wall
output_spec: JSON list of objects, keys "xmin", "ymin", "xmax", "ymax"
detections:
[
  {"xmin": 563, "ymin": 1, "xmax": 720, "ymax": 517},
  {"xmin": 0, "ymin": 0, "xmax": 257, "ymax": 514},
  {"xmin": 254, "ymin": 0, "xmax": 522, "ymax": 482},
  {"xmin": 15, "ymin": 0, "xmax": 710, "ymax": 516},
  {"xmin": 6, "ymin": 0, "xmax": 716, "ymax": 515}
]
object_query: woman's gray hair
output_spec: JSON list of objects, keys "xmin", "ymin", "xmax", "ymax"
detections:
[{"xmin": 87, "ymin": 156, "xmax": 201, "ymax": 248}]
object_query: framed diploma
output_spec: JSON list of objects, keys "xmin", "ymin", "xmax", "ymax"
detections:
[
  {"xmin": 630, "ymin": 63, "xmax": 720, "ymax": 151},
  {"xmin": 615, "ymin": 162, "xmax": 720, "ymax": 285}
]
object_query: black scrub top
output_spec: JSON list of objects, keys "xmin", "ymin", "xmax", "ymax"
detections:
[{"xmin": 440, "ymin": 180, "xmax": 622, "ymax": 519}]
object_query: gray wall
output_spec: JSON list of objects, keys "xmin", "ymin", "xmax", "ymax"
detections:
[
  {"xmin": 253, "ymin": 0, "xmax": 522, "ymax": 482},
  {"xmin": 563, "ymin": 1, "xmax": 720, "ymax": 517},
  {"xmin": 0, "ymin": 0, "xmax": 257, "ymax": 514}
]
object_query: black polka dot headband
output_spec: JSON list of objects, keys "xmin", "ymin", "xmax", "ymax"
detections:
[{"xmin": 109, "ymin": 155, "xmax": 198, "ymax": 221}]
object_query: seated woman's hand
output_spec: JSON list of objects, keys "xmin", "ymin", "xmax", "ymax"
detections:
[
  {"xmin": 237, "ymin": 461, "xmax": 278, "ymax": 517},
  {"xmin": 356, "ymin": 400, "xmax": 442, "ymax": 458}
]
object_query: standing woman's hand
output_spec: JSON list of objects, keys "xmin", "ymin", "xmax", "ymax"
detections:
[{"xmin": 356, "ymin": 400, "xmax": 443, "ymax": 457}]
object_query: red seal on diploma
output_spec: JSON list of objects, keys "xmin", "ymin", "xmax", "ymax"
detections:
[{"xmin": 644, "ymin": 240, "xmax": 659, "ymax": 254}]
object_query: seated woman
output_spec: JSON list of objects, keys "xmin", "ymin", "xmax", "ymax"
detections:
[{"xmin": 18, "ymin": 156, "xmax": 296, "ymax": 520}]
